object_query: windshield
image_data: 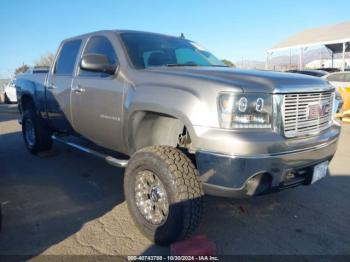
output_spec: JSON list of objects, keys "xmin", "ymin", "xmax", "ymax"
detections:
[{"xmin": 120, "ymin": 33, "xmax": 225, "ymax": 69}]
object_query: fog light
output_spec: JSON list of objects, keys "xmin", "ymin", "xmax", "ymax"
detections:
[{"xmin": 246, "ymin": 173, "xmax": 272, "ymax": 196}]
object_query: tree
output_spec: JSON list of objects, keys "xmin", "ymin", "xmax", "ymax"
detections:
[
  {"xmin": 15, "ymin": 64, "xmax": 30, "ymax": 75},
  {"xmin": 222, "ymin": 59, "xmax": 235, "ymax": 67},
  {"xmin": 35, "ymin": 52, "xmax": 55, "ymax": 67}
]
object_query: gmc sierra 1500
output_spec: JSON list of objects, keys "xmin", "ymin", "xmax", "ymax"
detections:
[{"xmin": 16, "ymin": 30, "xmax": 341, "ymax": 245}]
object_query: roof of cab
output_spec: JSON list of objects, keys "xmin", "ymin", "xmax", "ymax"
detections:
[{"xmin": 61, "ymin": 30, "xmax": 179, "ymax": 43}]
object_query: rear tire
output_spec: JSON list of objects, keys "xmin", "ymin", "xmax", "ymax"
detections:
[
  {"xmin": 22, "ymin": 109, "xmax": 52, "ymax": 154},
  {"xmin": 124, "ymin": 146, "xmax": 203, "ymax": 245}
]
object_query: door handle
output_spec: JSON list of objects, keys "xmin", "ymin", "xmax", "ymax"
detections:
[
  {"xmin": 47, "ymin": 84, "xmax": 56, "ymax": 89},
  {"xmin": 72, "ymin": 85, "xmax": 86, "ymax": 93}
]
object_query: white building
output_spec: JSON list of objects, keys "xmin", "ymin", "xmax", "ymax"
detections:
[{"xmin": 267, "ymin": 21, "xmax": 350, "ymax": 71}]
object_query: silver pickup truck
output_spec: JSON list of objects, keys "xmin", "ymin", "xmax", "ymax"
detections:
[{"xmin": 16, "ymin": 30, "xmax": 341, "ymax": 245}]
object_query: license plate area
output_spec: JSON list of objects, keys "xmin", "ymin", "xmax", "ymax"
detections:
[{"xmin": 311, "ymin": 161, "xmax": 329, "ymax": 184}]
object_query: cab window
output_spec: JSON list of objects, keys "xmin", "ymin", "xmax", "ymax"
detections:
[
  {"xmin": 79, "ymin": 36, "xmax": 118, "ymax": 77},
  {"xmin": 54, "ymin": 40, "xmax": 82, "ymax": 76}
]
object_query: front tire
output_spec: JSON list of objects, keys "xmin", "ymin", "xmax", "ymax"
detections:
[
  {"xmin": 124, "ymin": 146, "xmax": 203, "ymax": 245},
  {"xmin": 22, "ymin": 109, "xmax": 52, "ymax": 154}
]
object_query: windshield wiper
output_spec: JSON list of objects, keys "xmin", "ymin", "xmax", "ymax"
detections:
[
  {"xmin": 166, "ymin": 63, "xmax": 199, "ymax": 67},
  {"xmin": 209, "ymin": 65, "xmax": 229, "ymax": 67},
  {"xmin": 166, "ymin": 64, "xmax": 229, "ymax": 68}
]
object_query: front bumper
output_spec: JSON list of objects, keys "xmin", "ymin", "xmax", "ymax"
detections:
[{"xmin": 195, "ymin": 132, "xmax": 339, "ymax": 198}]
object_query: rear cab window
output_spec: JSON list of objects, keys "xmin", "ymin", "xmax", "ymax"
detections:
[{"xmin": 54, "ymin": 39, "xmax": 82, "ymax": 76}]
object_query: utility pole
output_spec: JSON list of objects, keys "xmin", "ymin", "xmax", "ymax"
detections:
[
  {"xmin": 299, "ymin": 48, "xmax": 303, "ymax": 70},
  {"xmin": 289, "ymin": 49, "xmax": 292, "ymax": 70},
  {"xmin": 342, "ymin": 42, "xmax": 346, "ymax": 71}
]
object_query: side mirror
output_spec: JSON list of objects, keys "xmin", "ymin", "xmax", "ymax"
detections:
[{"xmin": 80, "ymin": 54, "xmax": 117, "ymax": 75}]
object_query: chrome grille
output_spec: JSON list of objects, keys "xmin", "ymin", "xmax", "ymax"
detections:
[{"xmin": 283, "ymin": 92, "xmax": 334, "ymax": 138}]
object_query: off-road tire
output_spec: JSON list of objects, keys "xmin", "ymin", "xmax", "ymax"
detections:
[
  {"xmin": 124, "ymin": 146, "xmax": 204, "ymax": 245},
  {"xmin": 22, "ymin": 109, "xmax": 52, "ymax": 154}
]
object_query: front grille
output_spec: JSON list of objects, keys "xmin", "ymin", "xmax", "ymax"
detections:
[{"xmin": 282, "ymin": 92, "xmax": 334, "ymax": 138}]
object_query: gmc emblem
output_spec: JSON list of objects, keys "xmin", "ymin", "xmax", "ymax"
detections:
[{"xmin": 307, "ymin": 103, "xmax": 330, "ymax": 119}]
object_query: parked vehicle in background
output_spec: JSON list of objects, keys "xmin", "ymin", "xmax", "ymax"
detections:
[
  {"xmin": 287, "ymin": 69, "xmax": 328, "ymax": 77},
  {"xmin": 2, "ymin": 67, "xmax": 51, "ymax": 104},
  {"xmin": 3, "ymin": 79, "xmax": 17, "ymax": 103},
  {"xmin": 316, "ymin": 68, "xmax": 341, "ymax": 73},
  {"xmin": 326, "ymin": 72, "xmax": 350, "ymax": 113},
  {"xmin": 16, "ymin": 30, "xmax": 341, "ymax": 245},
  {"xmin": 325, "ymin": 72, "xmax": 350, "ymax": 89}
]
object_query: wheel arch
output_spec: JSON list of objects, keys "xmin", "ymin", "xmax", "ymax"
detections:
[
  {"xmin": 21, "ymin": 94, "xmax": 35, "ymax": 112},
  {"xmin": 123, "ymin": 84, "xmax": 203, "ymax": 155},
  {"xmin": 126, "ymin": 110, "xmax": 194, "ymax": 155}
]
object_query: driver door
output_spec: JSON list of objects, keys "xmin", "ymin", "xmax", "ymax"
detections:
[{"xmin": 71, "ymin": 35, "xmax": 124, "ymax": 151}]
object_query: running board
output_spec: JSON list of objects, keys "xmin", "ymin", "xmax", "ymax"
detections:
[{"xmin": 51, "ymin": 135, "xmax": 128, "ymax": 168}]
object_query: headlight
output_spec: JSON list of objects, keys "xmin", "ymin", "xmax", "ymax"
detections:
[{"xmin": 218, "ymin": 93, "xmax": 272, "ymax": 129}]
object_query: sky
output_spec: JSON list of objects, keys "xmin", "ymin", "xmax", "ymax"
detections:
[{"xmin": 0, "ymin": 0, "xmax": 350, "ymax": 78}]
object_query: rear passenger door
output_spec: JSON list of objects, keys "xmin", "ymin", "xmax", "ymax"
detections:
[
  {"xmin": 46, "ymin": 39, "xmax": 82, "ymax": 132},
  {"xmin": 71, "ymin": 35, "xmax": 124, "ymax": 151}
]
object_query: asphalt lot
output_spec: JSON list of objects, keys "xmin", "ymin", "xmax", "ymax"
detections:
[{"xmin": 0, "ymin": 103, "xmax": 350, "ymax": 256}]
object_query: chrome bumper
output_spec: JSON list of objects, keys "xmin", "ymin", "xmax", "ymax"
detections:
[{"xmin": 195, "ymin": 136, "xmax": 339, "ymax": 198}]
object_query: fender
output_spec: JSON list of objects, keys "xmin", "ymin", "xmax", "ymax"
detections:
[
  {"xmin": 123, "ymin": 83, "xmax": 214, "ymax": 154},
  {"xmin": 16, "ymin": 77, "xmax": 47, "ymax": 120}
]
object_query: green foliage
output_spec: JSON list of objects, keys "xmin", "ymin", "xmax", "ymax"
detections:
[
  {"xmin": 13, "ymin": 52, "xmax": 54, "ymax": 75},
  {"xmin": 35, "ymin": 52, "xmax": 55, "ymax": 67},
  {"xmin": 222, "ymin": 59, "xmax": 235, "ymax": 67},
  {"xmin": 15, "ymin": 64, "xmax": 29, "ymax": 75}
]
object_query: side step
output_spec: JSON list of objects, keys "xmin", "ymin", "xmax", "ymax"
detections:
[{"xmin": 51, "ymin": 135, "xmax": 128, "ymax": 168}]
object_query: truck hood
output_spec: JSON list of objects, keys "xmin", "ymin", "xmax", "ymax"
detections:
[{"xmin": 145, "ymin": 67, "xmax": 332, "ymax": 93}]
